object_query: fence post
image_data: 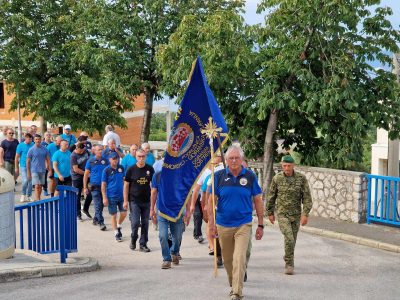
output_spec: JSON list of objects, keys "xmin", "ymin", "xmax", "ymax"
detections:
[
  {"xmin": 366, "ymin": 176, "xmax": 371, "ymax": 224},
  {"xmin": 58, "ymin": 186, "xmax": 66, "ymax": 263}
]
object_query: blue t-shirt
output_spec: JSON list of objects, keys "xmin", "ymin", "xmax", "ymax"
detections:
[
  {"xmin": 52, "ymin": 150, "xmax": 72, "ymax": 178},
  {"xmin": 27, "ymin": 145, "xmax": 49, "ymax": 173},
  {"xmin": 201, "ymin": 174, "xmax": 211, "ymax": 193},
  {"xmin": 101, "ymin": 165, "xmax": 125, "ymax": 199},
  {"xmin": 213, "ymin": 167, "xmax": 262, "ymax": 227},
  {"xmin": 85, "ymin": 156, "xmax": 109, "ymax": 186},
  {"xmin": 121, "ymin": 154, "xmax": 137, "ymax": 173},
  {"xmin": 60, "ymin": 134, "xmax": 77, "ymax": 147},
  {"xmin": 16, "ymin": 142, "xmax": 34, "ymax": 167},
  {"xmin": 145, "ymin": 152, "xmax": 155, "ymax": 166},
  {"xmin": 47, "ymin": 142, "xmax": 60, "ymax": 162}
]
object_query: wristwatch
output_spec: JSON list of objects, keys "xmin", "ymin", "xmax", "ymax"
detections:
[{"xmin": 258, "ymin": 224, "xmax": 264, "ymax": 229}]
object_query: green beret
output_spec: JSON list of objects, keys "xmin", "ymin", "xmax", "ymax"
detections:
[{"xmin": 281, "ymin": 155, "xmax": 295, "ymax": 163}]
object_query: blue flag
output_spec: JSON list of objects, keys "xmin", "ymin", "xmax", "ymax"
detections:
[{"xmin": 158, "ymin": 56, "xmax": 228, "ymax": 222}]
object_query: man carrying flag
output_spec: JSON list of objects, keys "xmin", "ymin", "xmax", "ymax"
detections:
[{"xmin": 157, "ymin": 56, "xmax": 228, "ymax": 226}]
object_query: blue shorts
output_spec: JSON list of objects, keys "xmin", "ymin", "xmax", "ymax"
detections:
[
  {"xmin": 32, "ymin": 172, "xmax": 46, "ymax": 185},
  {"xmin": 108, "ymin": 197, "xmax": 126, "ymax": 215}
]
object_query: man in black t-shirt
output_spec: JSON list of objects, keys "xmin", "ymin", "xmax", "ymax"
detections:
[
  {"xmin": 123, "ymin": 149, "xmax": 154, "ymax": 252},
  {"xmin": 0, "ymin": 128, "xmax": 19, "ymax": 179},
  {"xmin": 71, "ymin": 142, "xmax": 91, "ymax": 220}
]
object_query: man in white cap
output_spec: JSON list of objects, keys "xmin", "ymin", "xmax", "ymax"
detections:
[{"xmin": 61, "ymin": 125, "xmax": 77, "ymax": 148}]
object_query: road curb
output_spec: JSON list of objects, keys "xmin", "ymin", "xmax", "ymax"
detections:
[
  {"xmin": 301, "ymin": 226, "xmax": 400, "ymax": 253},
  {"xmin": 263, "ymin": 218, "xmax": 400, "ymax": 254},
  {"xmin": 0, "ymin": 256, "xmax": 100, "ymax": 283}
]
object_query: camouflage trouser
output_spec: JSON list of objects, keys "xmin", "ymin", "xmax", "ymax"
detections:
[{"xmin": 277, "ymin": 215, "xmax": 300, "ymax": 267}]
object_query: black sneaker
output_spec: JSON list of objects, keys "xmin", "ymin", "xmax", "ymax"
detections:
[
  {"xmin": 130, "ymin": 239, "xmax": 136, "ymax": 250},
  {"xmin": 117, "ymin": 227, "xmax": 122, "ymax": 238},
  {"xmin": 244, "ymin": 271, "xmax": 247, "ymax": 282},
  {"xmin": 92, "ymin": 217, "xmax": 99, "ymax": 226},
  {"xmin": 82, "ymin": 209, "xmax": 92, "ymax": 219},
  {"xmin": 217, "ymin": 256, "xmax": 223, "ymax": 268},
  {"xmin": 139, "ymin": 245, "xmax": 151, "ymax": 252},
  {"xmin": 77, "ymin": 215, "xmax": 82, "ymax": 221},
  {"xmin": 99, "ymin": 223, "xmax": 107, "ymax": 231},
  {"xmin": 115, "ymin": 234, "xmax": 122, "ymax": 242},
  {"xmin": 198, "ymin": 236, "xmax": 204, "ymax": 243}
]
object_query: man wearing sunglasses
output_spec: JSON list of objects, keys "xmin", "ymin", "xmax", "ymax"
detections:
[
  {"xmin": 124, "ymin": 149, "xmax": 154, "ymax": 252},
  {"xmin": 0, "ymin": 128, "xmax": 19, "ymax": 179}
]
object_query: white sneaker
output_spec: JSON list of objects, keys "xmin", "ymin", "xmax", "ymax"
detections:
[
  {"xmin": 27, "ymin": 196, "xmax": 33, "ymax": 202},
  {"xmin": 20, "ymin": 195, "xmax": 26, "ymax": 203}
]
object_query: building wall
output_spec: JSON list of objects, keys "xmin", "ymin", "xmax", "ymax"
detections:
[
  {"xmin": 248, "ymin": 162, "xmax": 368, "ymax": 223},
  {"xmin": 0, "ymin": 81, "xmax": 39, "ymax": 129},
  {"xmin": 0, "ymin": 81, "xmax": 146, "ymax": 143}
]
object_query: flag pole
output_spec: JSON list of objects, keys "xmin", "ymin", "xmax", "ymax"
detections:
[{"xmin": 201, "ymin": 117, "xmax": 228, "ymax": 277}]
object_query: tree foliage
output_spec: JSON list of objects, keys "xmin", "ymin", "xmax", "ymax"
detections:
[
  {"xmin": 0, "ymin": 0, "xmax": 135, "ymax": 133},
  {"xmin": 157, "ymin": 0, "xmax": 400, "ymax": 175}
]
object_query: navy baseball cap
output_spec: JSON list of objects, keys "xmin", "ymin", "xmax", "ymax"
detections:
[{"xmin": 109, "ymin": 152, "xmax": 119, "ymax": 159}]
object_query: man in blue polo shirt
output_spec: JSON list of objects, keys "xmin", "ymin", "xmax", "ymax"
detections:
[
  {"xmin": 84, "ymin": 144, "xmax": 108, "ymax": 230},
  {"xmin": 26, "ymin": 134, "xmax": 51, "ymax": 201},
  {"xmin": 101, "ymin": 152, "xmax": 127, "ymax": 242},
  {"xmin": 208, "ymin": 145, "xmax": 264, "ymax": 300}
]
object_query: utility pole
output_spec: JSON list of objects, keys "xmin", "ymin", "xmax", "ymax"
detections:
[{"xmin": 387, "ymin": 53, "xmax": 400, "ymax": 178}]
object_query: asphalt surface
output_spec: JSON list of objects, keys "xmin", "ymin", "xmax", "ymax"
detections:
[{"xmin": 1, "ymin": 208, "xmax": 399, "ymax": 300}]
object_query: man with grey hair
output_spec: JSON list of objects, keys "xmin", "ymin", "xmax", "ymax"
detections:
[
  {"xmin": 102, "ymin": 124, "xmax": 121, "ymax": 147},
  {"xmin": 208, "ymin": 144, "xmax": 264, "ymax": 300},
  {"xmin": 141, "ymin": 142, "xmax": 155, "ymax": 166}
]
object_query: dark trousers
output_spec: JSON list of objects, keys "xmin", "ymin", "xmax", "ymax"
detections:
[
  {"xmin": 43, "ymin": 169, "xmax": 48, "ymax": 191},
  {"xmin": 193, "ymin": 196, "xmax": 203, "ymax": 238},
  {"xmin": 129, "ymin": 202, "xmax": 150, "ymax": 246},
  {"xmin": 72, "ymin": 177, "xmax": 92, "ymax": 217}
]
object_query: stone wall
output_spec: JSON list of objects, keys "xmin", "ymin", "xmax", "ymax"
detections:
[{"xmin": 248, "ymin": 162, "xmax": 368, "ymax": 223}]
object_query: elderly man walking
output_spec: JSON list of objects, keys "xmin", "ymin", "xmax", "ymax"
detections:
[
  {"xmin": 102, "ymin": 125, "xmax": 121, "ymax": 147},
  {"xmin": 266, "ymin": 155, "xmax": 312, "ymax": 275},
  {"xmin": 209, "ymin": 145, "xmax": 264, "ymax": 300}
]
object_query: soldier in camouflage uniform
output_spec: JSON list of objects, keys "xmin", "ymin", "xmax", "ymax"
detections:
[{"xmin": 266, "ymin": 155, "xmax": 312, "ymax": 275}]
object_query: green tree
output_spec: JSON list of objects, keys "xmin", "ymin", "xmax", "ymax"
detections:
[
  {"xmin": 99, "ymin": 0, "xmax": 245, "ymax": 143},
  {"xmin": 0, "ymin": 0, "xmax": 134, "ymax": 133},
  {"xmin": 257, "ymin": 0, "xmax": 400, "ymax": 189},
  {"xmin": 157, "ymin": 0, "xmax": 400, "ymax": 192}
]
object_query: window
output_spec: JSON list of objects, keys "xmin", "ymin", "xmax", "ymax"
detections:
[{"xmin": 0, "ymin": 82, "xmax": 4, "ymax": 109}]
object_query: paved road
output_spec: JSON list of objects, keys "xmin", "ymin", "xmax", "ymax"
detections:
[{"xmin": 1, "ymin": 207, "xmax": 399, "ymax": 300}]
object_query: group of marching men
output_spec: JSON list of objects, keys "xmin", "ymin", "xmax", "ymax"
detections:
[
  {"xmin": 154, "ymin": 144, "xmax": 312, "ymax": 300},
  {"xmin": 0, "ymin": 123, "xmax": 313, "ymax": 300}
]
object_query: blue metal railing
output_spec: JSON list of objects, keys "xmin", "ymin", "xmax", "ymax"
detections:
[
  {"xmin": 366, "ymin": 174, "xmax": 400, "ymax": 227},
  {"xmin": 14, "ymin": 185, "xmax": 79, "ymax": 263}
]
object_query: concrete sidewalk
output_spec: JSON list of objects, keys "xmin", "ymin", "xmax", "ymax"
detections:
[
  {"xmin": 300, "ymin": 216, "xmax": 400, "ymax": 253},
  {"xmin": 0, "ymin": 250, "xmax": 99, "ymax": 283}
]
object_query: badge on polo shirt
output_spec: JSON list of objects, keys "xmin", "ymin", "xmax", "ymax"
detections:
[
  {"xmin": 118, "ymin": 168, "xmax": 123, "ymax": 173},
  {"xmin": 239, "ymin": 178, "xmax": 248, "ymax": 186},
  {"xmin": 101, "ymin": 160, "xmax": 105, "ymax": 164},
  {"xmin": 146, "ymin": 170, "xmax": 150, "ymax": 175}
]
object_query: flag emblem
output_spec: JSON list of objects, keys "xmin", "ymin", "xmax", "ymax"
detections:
[{"xmin": 167, "ymin": 123, "xmax": 194, "ymax": 157}]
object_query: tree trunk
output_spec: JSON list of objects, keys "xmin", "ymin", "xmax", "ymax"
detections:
[
  {"xmin": 39, "ymin": 116, "xmax": 47, "ymax": 135},
  {"xmin": 262, "ymin": 109, "xmax": 278, "ymax": 194},
  {"xmin": 140, "ymin": 88, "xmax": 154, "ymax": 144}
]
